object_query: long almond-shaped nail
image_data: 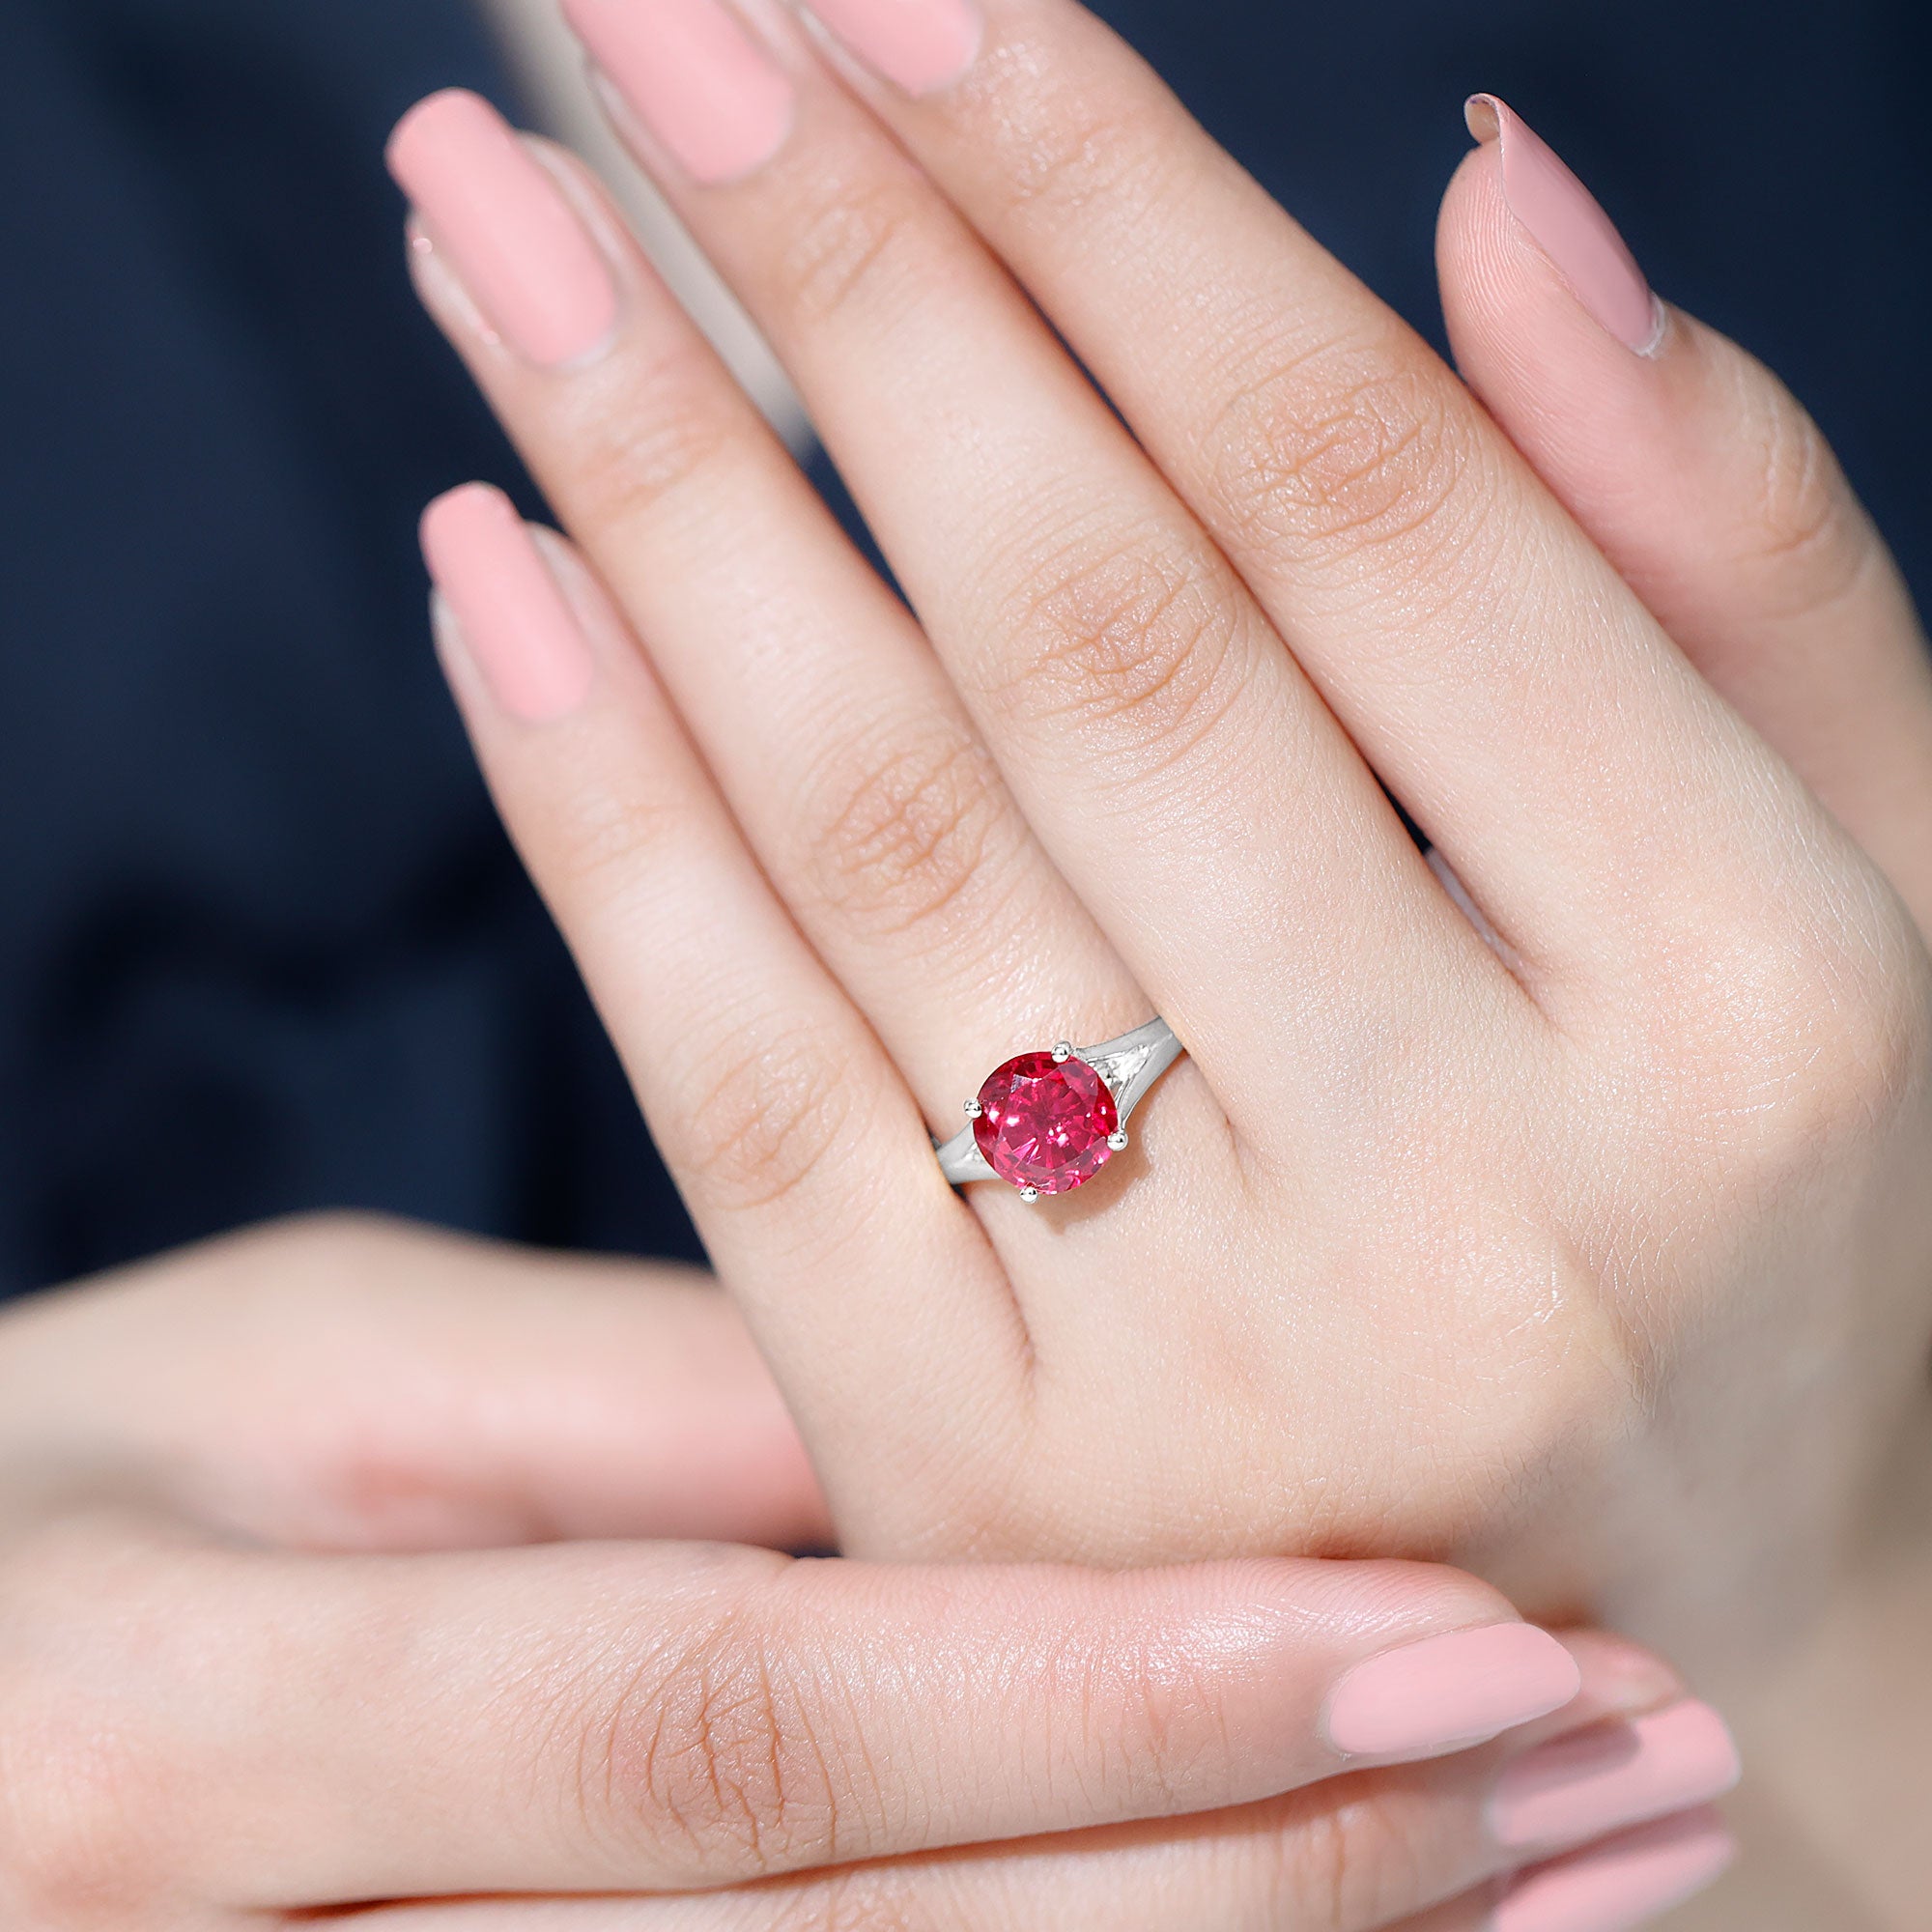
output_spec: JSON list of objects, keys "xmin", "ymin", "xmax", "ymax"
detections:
[
  {"xmin": 1323, "ymin": 1624, "xmax": 1582, "ymax": 1759},
  {"xmin": 803, "ymin": 0, "xmax": 983, "ymax": 96},
  {"xmin": 421, "ymin": 485, "xmax": 595, "ymax": 723},
  {"xmin": 387, "ymin": 91, "xmax": 617, "ymax": 367},
  {"xmin": 564, "ymin": 0, "xmax": 794, "ymax": 184},
  {"xmin": 1465, "ymin": 94, "xmax": 1663, "ymax": 355},
  {"xmin": 1491, "ymin": 1699, "xmax": 1742, "ymax": 1852},
  {"xmin": 1492, "ymin": 1808, "xmax": 1738, "ymax": 1932}
]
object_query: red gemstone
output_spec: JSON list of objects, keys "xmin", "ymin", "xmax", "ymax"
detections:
[{"xmin": 973, "ymin": 1052, "xmax": 1119, "ymax": 1196}]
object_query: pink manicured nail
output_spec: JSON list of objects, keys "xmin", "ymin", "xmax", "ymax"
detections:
[
  {"xmin": 1323, "ymin": 1625, "xmax": 1582, "ymax": 1758},
  {"xmin": 387, "ymin": 91, "xmax": 617, "ymax": 367},
  {"xmin": 564, "ymin": 0, "xmax": 794, "ymax": 185},
  {"xmin": 1465, "ymin": 94, "xmax": 1663, "ymax": 355},
  {"xmin": 421, "ymin": 485, "xmax": 596, "ymax": 723},
  {"xmin": 1491, "ymin": 1699, "xmax": 1741, "ymax": 1852},
  {"xmin": 1492, "ymin": 1808, "xmax": 1738, "ymax": 1932},
  {"xmin": 804, "ymin": 0, "xmax": 983, "ymax": 97}
]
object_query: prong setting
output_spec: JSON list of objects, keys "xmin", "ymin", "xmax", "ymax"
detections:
[{"xmin": 932, "ymin": 1019, "xmax": 1182, "ymax": 1199}]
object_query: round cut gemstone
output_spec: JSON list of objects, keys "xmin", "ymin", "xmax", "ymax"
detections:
[{"xmin": 973, "ymin": 1052, "xmax": 1120, "ymax": 1196}]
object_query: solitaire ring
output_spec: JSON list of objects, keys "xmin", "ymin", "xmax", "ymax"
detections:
[{"xmin": 933, "ymin": 1018, "xmax": 1185, "ymax": 1202}]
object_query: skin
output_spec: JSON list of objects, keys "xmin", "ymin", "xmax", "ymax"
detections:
[
  {"xmin": 8, "ymin": 0, "xmax": 1927, "ymax": 1923},
  {"xmin": 0, "ymin": 1215, "xmax": 1691, "ymax": 1927},
  {"xmin": 409, "ymin": 0, "xmax": 1932, "ymax": 1669}
]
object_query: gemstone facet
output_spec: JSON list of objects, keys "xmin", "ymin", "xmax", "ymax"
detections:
[{"xmin": 972, "ymin": 1051, "xmax": 1120, "ymax": 1196}]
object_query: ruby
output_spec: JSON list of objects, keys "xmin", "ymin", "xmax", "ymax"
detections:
[{"xmin": 973, "ymin": 1052, "xmax": 1120, "ymax": 1196}]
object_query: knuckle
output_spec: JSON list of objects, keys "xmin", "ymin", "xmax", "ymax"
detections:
[
  {"xmin": 1722, "ymin": 356, "xmax": 1868, "ymax": 612},
  {"xmin": 1208, "ymin": 339, "xmax": 1482, "ymax": 567},
  {"xmin": 1262, "ymin": 1786, "xmax": 1433, "ymax": 1932},
  {"xmin": 571, "ymin": 338, "xmax": 743, "ymax": 528},
  {"xmin": 987, "ymin": 526, "xmax": 1246, "ymax": 764},
  {"xmin": 541, "ymin": 759, "xmax": 694, "ymax": 912},
  {"xmin": 670, "ymin": 1018, "xmax": 859, "ymax": 1217},
  {"xmin": 798, "ymin": 724, "xmax": 1011, "ymax": 939},
  {"xmin": 1664, "ymin": 870, "xmax": 1932, "ymax": 1168},
  {"xmin": 991, "ymin": 78, "xmax": 1171, "ymax": 237},
  {"xmin": 766, "ymin": 172, "xmax": 929, "ymax": 330},
  {"xmin": 766, "ymin": 1869, "xmax": 935, "ymax": 1932},
  {"xmin": 600, "ymin": 1607, "xmax": 852, "ymax": 1880}
]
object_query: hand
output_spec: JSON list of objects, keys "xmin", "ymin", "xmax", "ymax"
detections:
[
  {"xmin": 0, "ymin": 1214, "xmax": 1732, "ymax": 1929},
  {"xmin": 388, "ymin": 0, "xmax": 1932, "ymax": 1656}
]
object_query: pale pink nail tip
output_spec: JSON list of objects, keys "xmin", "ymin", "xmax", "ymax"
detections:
[
  {"xmin": 807, "ymin": 0, "xmax": 984, "ymax": 97},
  {"xmin": 421, "ymin": 486, "xmax": 596, "ymax": 724},
  {"xmin": 1323, "ymin": 1624, "xmax": 1581, "ymax": 1758},
  {"xmin": 564, "ymin": 0, "xmax": 795, "ymax": 185},
  {"xmin": 1492, "ymin": 1809, "xmax": 1737, "ymax": 1932},
  {"xmin": 387, "ymin": 91, "xmax": 617, "ymax": 366},
  {"xmin": 1491, "ymin": 1699, "xmax": 1741, "ymax": 1852},
  {"xmin": 1466, "ymin": 93, "xmax": 1663, "ymax": 355}
]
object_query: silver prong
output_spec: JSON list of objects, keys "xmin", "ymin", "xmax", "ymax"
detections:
[
  {"xmin": 1052, "ymin": 1039, "xmax": 1074, "ymax": 1063},
  {"xmin": 963, "ymin": 1097, "xmax": 983, "ymax": 1119},
  {"xmin": 1019, "ymin": 1185, "xmax": 1041, "ymax": 1204},
  {"xmin": 1107, "ymin": 1129, "xmax": 1129, "ymax": 1151}
]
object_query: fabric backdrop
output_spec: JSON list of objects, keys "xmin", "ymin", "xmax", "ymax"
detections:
[{"xmin": 2, "ymin": 0, "xmax": 1925, "ymax": 1297}]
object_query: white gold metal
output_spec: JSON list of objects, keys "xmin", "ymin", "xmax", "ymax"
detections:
[
  {"xmin": 1051, "ymin": 1040, "xmax": 1073, "ymax": 1063},
  {"xmin": 933, "ymin": 1016, "xmax": 1184, "ymax": 1191}
]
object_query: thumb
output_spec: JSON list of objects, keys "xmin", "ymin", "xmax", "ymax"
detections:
[
  {"xmin": 0, "ymin": 1213, "xmax": 831, "ymax": 1553},
  {"xmin": 1437, "ymin": 94, "xmax": 1932, "ymax": 930}
]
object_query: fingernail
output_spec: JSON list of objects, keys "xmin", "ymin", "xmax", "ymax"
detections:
[
  {"xmin": 421, "ymin": 485, "xmax": 596, "ymax": 723},
  {"xmin": 1464, "ymin": 94, "xmax": 1664, "ymax": 355},
  {"xmin": 802, "ymin": 0, "xmax": 983, "ymax": 97},
  {"xmin": 1492, "ymin": 1808, "xmax": 1738, "ymax": 1932},
  {"xmin": 564, "ymin": 0, "xmax": 794, "ymax": 185},
  {"xmin": 1323, "ymin": 1624, "xmax": 1582, "ymax": 1759},
  {"xmin": 387, "ymin": 91, "xmax": 617, "ymax": 367},
  {"xmin": 1491, "ymin": 1700, "xmax": 1741, "ymax": 1853}
]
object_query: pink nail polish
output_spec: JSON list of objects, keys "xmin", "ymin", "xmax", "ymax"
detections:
[
  {"xmin": 803, "ymin": 0, "xmax": 982, "ymax": 97},
  {"xmin": 387, "ymin": 91, "xmax": 617, "ymax": 367},
  {"xmin": 1465, "ymin": 94, "xmax": 1663, "ymax": 355},
  {"xmin": 1491, "ymin": 1700, "xmax": 1742, "ymax": 1852},
  {"xmin": 564, "ymin": 0, "xmax": 795, "ymax": 185},
  {"xmin": 1323, "ymin": 1625, "xmax": 1582, "ymax": 1759},
  {"xmin": 1492, "ymin": 1808, "xmax": 1738, "ymax": 1932},
  {"xmin": 420, "ymin": 485, "xmax": 596, "ymax": 723}
]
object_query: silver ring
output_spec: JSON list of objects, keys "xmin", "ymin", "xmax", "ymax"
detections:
[{"xmin": 933, "ymin": 1017, "xmax": 1185, "ymax": 1203}]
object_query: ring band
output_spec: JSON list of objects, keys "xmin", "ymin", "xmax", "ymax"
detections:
[{"xmin": 934, "ymin": 1017, "xmax": 1184, "ymax": 1202}]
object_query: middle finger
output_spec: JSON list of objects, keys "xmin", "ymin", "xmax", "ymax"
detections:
[{"xmin": 560, "ymin": 0, "xmax": 1503, "ymax": 1127}]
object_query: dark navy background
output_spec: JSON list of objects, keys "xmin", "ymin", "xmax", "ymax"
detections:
[{"xmin": 2, "ymin": 0, "xmax": 1925, "ymax": 1297}]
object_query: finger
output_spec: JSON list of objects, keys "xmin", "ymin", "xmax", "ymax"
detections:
[
  {"xmin": 1439, "ymin": 96, "xmax": 1932, "ymax": 931},
  {"xmin": 553, "ymin": 0, "xmax": 1485, "ymax": 1115},
  {"xmin": 295, "ymin": 1815, "xmax": 1738, "ymax": 1932},
  {"xmin": 68, "ymin": 1538, "xmax": 1590, "ymax": 1907},
  {"xmin": 388, "ymin": 89, "xmax": 1149, "ymax": 1135},
  {"xmin": 785, "ymin": 0, "xmax": 1829, "ymax": 990},
  {"xmin": 265, "ymin": 1634, "xmax": 1726, "ymax": 1932},
  {"xmin": 417, "ymin": 487, "xmax": 1019, "ymax": 1548},
  {"xmin": 0, "ymin": 1215, "xmax": 829, "ymax": 1553}
]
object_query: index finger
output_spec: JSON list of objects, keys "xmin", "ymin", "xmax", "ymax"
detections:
[{"xmin": 47, "ymin": 1534, "xmax": 1582, "ymax": 1907}]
